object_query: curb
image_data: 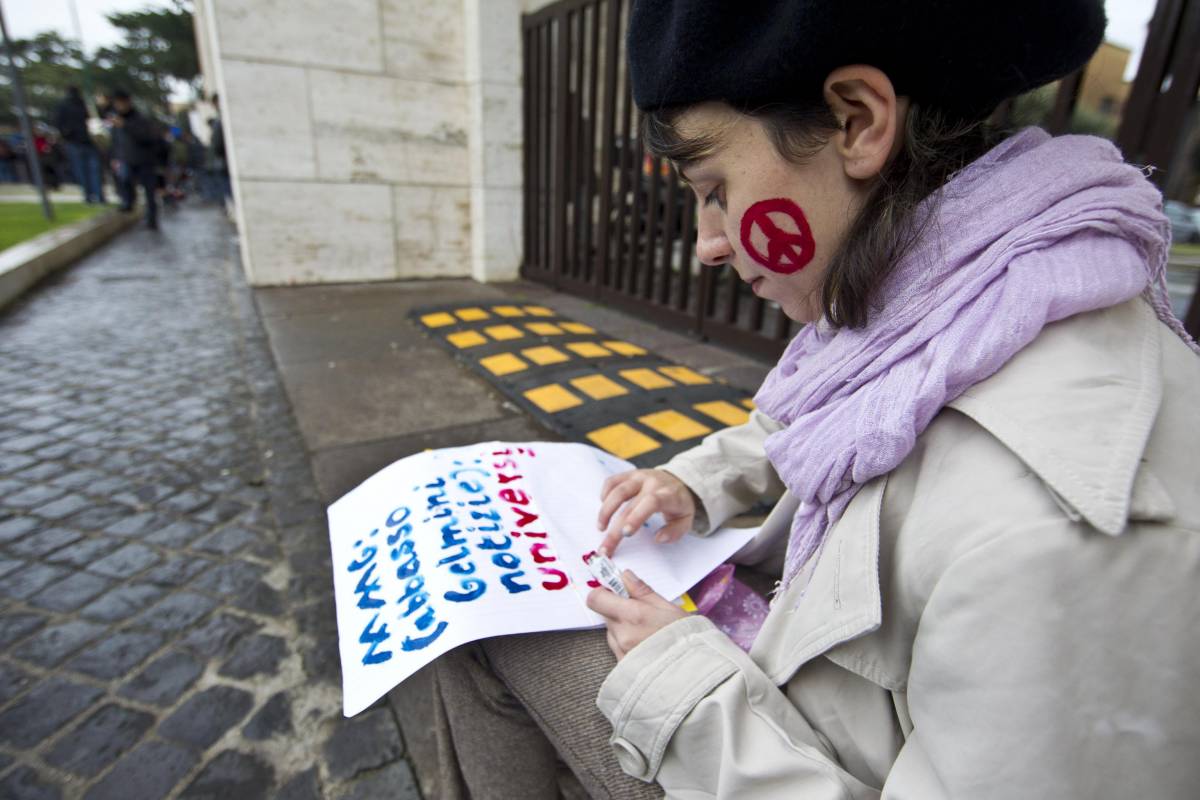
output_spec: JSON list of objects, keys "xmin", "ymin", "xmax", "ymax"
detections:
[{"xmin": 0, "ymin": 208, "xmax": 140, "ymax": 311}]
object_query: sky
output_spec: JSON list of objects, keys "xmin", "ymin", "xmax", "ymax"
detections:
[{"xmin": 6, "ymin": 0, "xmax": 1159, "ymax": 79}]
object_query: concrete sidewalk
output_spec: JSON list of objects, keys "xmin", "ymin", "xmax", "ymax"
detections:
[
  {"xmin": 254, "ymin": 279, "xmax": 773, "ymax": 797},
  {"xmin": 255, "ymin": 280, "xmax": 771, "ymax": 504}
]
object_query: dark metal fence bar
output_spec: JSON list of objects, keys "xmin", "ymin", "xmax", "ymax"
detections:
[
  {"xmin": 611, "ymin": 23, "xmax": 635, "ymax": 293},
  {"xmin": 677, "ymin": 191, "xmax": 696, "ymax": 316},
  {"xmin": 552, "ymin": 16, "xmax": 570, "ymax": 285},
  {"xmin": 659, "ymin": 176, "xmax": 678, "ymax": 306},
  {"xmin": 1117, "ymin": 0, "xmax": 1186, "ymax": 167},
  {"xmin": 583, "ymin": 3, "xmax": 602, "ymax": 284},
  {"xmin": 642, "ymin": 157, "xmax": 660, "ymax": 299},
  {"xmin": 1045, "ymin": 68, "xmax": 1084, "ymax": 135},
  {"xmin": 523, "ymin": 26, "xmax": 534, "ymax": 280},
  {"xmin": 593, "ymin": 0, "xmax": 621, "ymax": 290}
]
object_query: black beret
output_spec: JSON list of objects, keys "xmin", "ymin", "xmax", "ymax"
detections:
[{"xmin": 628, "ymin": 1, "xmax": 1107, "ymax": 119}]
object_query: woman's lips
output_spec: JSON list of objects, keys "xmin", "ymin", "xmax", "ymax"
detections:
[{"xmin": 750, "ymin": 277, "xmax": 765, "ymax": 296}]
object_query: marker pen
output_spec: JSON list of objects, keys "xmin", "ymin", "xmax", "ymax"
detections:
[{"xmin": 583, "ymin": 550, "xmax": 629, "ymax": 598}]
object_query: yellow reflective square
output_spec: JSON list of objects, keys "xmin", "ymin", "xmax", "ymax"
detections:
[
  {"xmin": 421, "ymin": 312, "xmax": 456, "ymax": 328},
  {"xmin": 741, "ymin": 398, "xmax": 756, "ymax": 409},
  {"xmin": 587, "ymin": 423, "xmax": 660, "ymax": 459},
  {"xmin": 485, "ymin": 324, "xmax": 524, "ymax": 341},
  {"xmin": 619, "ymin": 368, "xmax": 675, "ymax": 390},
  {"xmin": 522, "ymin": 346, "xmax": 570, "ymax": 366},
  {"xmin": 447, "ymin": 331, "xmax": 488, "ymax": 348},
  {"xmin": 693, "ymin": 400, "xmax": 751, "ymax": 427},
  {"xmin": 560, "ymin": 322, "xmax": 595, "ymax": 334},
  {"xmin": 658, "ymin": 366, "xmax": 711, "ymax": 385},
  {"xmin": 638, "ymin": 410, "xmax": 712, "ymax": 442},
  {"xmin": 570, "ymin": 374, "xmax": 628, "ymax": 400},
  {"xmin": 493, "ymin": 305, "xmax": 526, "ymax": 317},
  {"xmin": 524, "ymin": 306, "xmax": 556, "ymax": 317},
  {"xmin": 603, "ymin": 340, "xmax": 647, "ymax": 356},
  {"xmin": 479, "ymin": 353, "xmax": 528, "ymax": 376},
  {"xmin": 524, "ymin": 384, "xmax": 583, "ymax": 413},
  {"xmin": 455, "ymin": 307, "xmax": 490, "ymax": 321},
  {"xmin": 566, "ymin": 342, "xmax": 611, "ymax": 358},
  {"xmin": 526, "ymin": 322, "xmax": 563, "ymax": 336}
]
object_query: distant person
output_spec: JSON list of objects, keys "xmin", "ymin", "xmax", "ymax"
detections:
[
  {"xmin": 0, "ymin": 139, "xmax": 16, "ymax": 183},
  {"xmin": 53, "ymin": 86, "xmax": 106, "ymax": 204},
  {"xmin": 166, "ymin": 127, "xmax": 189, "ymax": 204},
  {"xmin": 33, "ymin": 127, "xmax": 63, "ymax": 190},
  {"xmin": 93, "ymin": 93, "xmax": 119, "ymax": 192},
  {"xmin": 185, "ymin": 131, "xmax": 206, "ymax": 179},
  {"xmin": 205, "ymin": 94, "xmax": 230, "ymax": 204},
  {"xmin": 109, "ymin": 89, "xmax": 162, "ymax": 230}
]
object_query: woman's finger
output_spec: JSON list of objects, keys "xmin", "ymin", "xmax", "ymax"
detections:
[
  {"xmin": 600, "ymin": 470, "xmax": 631, "ymax": 497},
  {"xmin": 621, "ymin": 570, "xmax": 681, "ymax": 611},
  {"xmin": 586, "ymin": 586, "xmax": 630, "ymax": 619},
  {"xmin": 611, "ymin": 492, "xmax": 661, "ymax": 540},
  {"xmin": 653, "ymin": 515, "xmax": 691, "ymax": 544},
  {"xmin": 621, "ymin": 569, "xmax": 654, "ymax": 598},
  {"xmin": 598, "ymin": 526, "xmax": 626, "ymax": 558},
  {"xmin": 597, "ymin": 476, "xmax": 641, "ymax": 531}
]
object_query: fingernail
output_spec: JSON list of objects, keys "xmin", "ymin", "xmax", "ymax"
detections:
[{"xmin": 621, "ymin": 525, "xmax": 633, "ymax": 536}]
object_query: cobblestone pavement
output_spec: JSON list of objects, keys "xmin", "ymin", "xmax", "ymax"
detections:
[{"xmin": 0, "ymin": 207, "xmax": 419, "ymax": 799}]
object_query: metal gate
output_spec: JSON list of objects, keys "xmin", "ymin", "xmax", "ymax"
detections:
[{"xmin": 521, "ymin": 0, "xmax": 798, "ymax": 360}]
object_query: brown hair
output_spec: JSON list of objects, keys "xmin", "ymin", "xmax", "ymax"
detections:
[{"xmin": 642, "ymin": 102, "xmax": 1006, "ymax": 329}]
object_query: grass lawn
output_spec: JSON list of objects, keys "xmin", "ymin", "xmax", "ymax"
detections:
[{"xmin": 0, "ymin": 202, "xmax": 107, "ymax": 253}]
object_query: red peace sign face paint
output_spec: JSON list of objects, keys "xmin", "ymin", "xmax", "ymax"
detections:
[{"xmin": 739, "ymin": 198, "xmax": 816, "ymax": 275}]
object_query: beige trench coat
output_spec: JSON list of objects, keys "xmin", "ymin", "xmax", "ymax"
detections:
[{"xmin": 596, "ymin": 298, "xmax": 1200, "ymax": 799}]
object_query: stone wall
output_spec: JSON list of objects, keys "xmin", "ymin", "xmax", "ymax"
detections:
[{"xmin": 194, "ymin": 0, "xmax": 529, "ymax": 286}]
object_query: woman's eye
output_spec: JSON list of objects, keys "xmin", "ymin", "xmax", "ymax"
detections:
[{"xmin": 703, "ymin": 188, "xmax": 724, "ymax": 209}]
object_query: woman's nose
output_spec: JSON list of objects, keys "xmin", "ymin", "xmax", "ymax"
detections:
[{"xmin": 695, "ymin": 223, "xmax": 733, "ymax": 267}]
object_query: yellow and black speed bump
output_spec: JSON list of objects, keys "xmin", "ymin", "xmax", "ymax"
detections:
[{"xmin": 411, "ymin": 302, "xmax": 758, "ymax": 467}]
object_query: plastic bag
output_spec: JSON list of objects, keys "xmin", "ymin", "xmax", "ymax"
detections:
[{"xmin": 689, "ymin": 563, "xmax": 770, "ymax": 651}]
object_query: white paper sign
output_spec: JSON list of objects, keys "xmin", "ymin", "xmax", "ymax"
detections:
[{"xmin": 327, "ymin": 441, "xmax": 758, "ymax": 716}]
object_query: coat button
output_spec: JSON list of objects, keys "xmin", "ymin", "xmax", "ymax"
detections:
[{"xmin": 611, "ymin": 736, "xmax": 649, "ymax": 777}]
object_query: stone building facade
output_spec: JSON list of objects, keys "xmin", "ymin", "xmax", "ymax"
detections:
[{"xmin": 192, "ymin": 0, "xmax": 553, "ymax": 286}]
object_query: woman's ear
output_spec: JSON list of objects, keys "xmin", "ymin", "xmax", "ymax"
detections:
[{"xmin": 823, "ymin": 65, "xmax": 904, "ymax": 181}]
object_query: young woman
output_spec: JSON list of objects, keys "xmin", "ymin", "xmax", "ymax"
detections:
[{"xmin": 434, "ymin": 2, "xmax": 1200, "ymax": 797}]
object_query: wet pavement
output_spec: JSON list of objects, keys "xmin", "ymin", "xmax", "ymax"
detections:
[{"xmin": 0, "ymin": 207, "xmax": 419, "ymax": 799}]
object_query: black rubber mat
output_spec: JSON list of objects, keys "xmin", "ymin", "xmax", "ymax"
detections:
[{"xmin": 410, "ymin": 301, "xmax": 756, "ymax": 467}]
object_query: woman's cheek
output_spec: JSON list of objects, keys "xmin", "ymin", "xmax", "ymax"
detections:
[{"xmin": 738, "ymin": 198, "xmax": 816, "ymax": 275}]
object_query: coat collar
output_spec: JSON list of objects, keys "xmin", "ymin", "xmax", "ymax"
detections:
[
  {"xmin": 946, "ymin": 297, "xmax": 1163, "ymax": 536},
  {"xmin": 752, "ymin": 478, "xmax": 886, "ymax": 685},
  {"xmin": 753, "ymin": 299, "xmax": 1165, "ymax": 684}
]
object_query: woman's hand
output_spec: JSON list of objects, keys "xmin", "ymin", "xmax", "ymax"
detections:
[
  {"xmin": 587, "ymin": 570, "xmax": 689, "ymax": 660},
  {"xmin": 597, "ymin": 469, "xmax": 696, "ymax": 555}
]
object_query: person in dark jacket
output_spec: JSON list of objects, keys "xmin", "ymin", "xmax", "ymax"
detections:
[
  {"xmin": 53, "ymin": 86, "xmax": 105, "ymax": 203},
  {"xmin": 109, "ymin": 89, "xmax": 161, "ymax": 229},
  {"xmin": 204, "ymin": 94, "xmax": 231, "ymax": 204},
  {"xmin": 0, "ymin": 139, "xmax": 16, "ymax": 183}
]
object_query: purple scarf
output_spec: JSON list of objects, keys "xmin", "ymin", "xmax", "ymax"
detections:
[{"xmin": 753, "ymin": 128, "xmax": 1197, "ymax": 590}]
